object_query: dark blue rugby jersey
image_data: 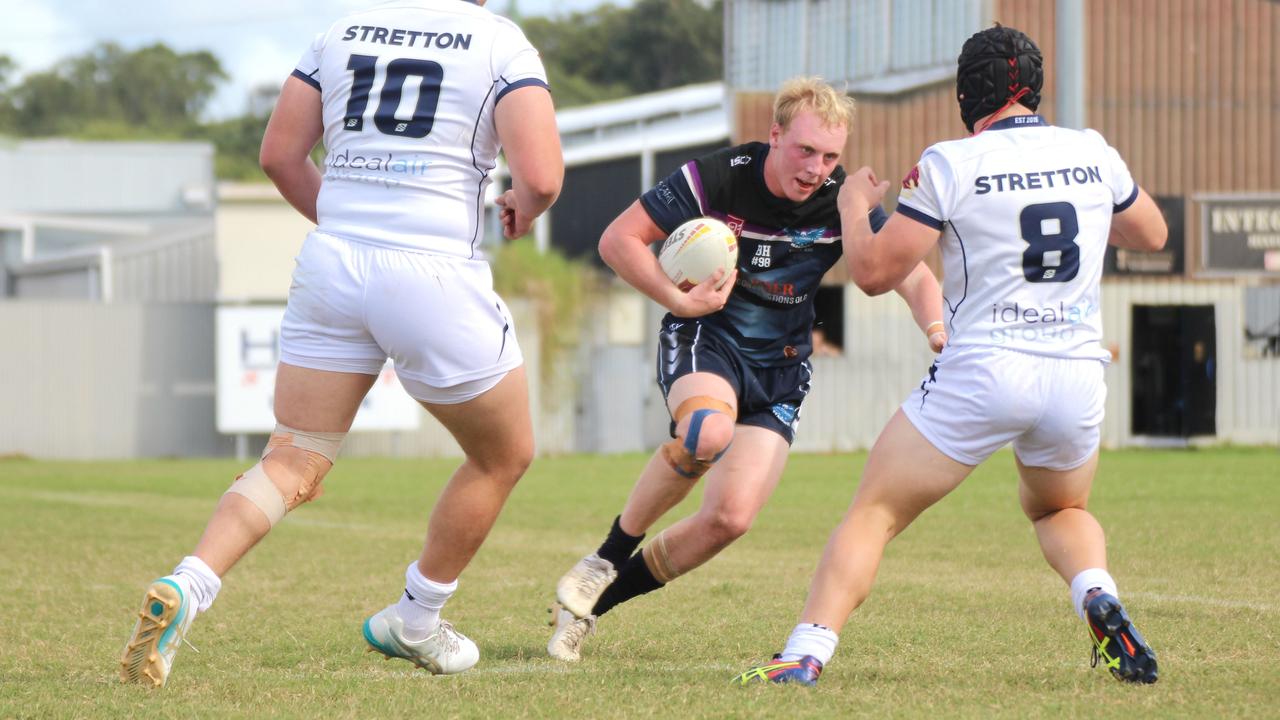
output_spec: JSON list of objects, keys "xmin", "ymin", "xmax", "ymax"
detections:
[{"xmin": 639, "ymin": 142, "xmax": 887, "ymax": 367}]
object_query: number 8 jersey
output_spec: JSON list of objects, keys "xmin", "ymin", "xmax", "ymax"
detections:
[
  {"xmin": 895, "ymin": 115, "xmax": 1139, "ymax": 361},
  {"xmin": 292, "ymin": 0, "xmax": 549, "ymax": 259}
]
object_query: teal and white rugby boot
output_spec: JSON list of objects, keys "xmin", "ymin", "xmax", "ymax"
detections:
[
  {"xmin": 362, "ymin": 605, "xmax": 479, "ymax": 675},
  {"xmin": 119, "ymin": 576, "xmax": 196, "ymax": 688}
]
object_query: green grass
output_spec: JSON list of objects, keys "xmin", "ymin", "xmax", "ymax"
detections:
[{"xmin": 1, "ymin": 448, "xmax": 1277, "ymax": 719}]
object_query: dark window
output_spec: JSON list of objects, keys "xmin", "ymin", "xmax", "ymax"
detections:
[
  {"xmin": 1131, "ymin": 304, "xmax": 1216, "ymax": 437},
  {"xmin": 552, "ymin": 157, "xmax": 642, "ymax": 264},
  {"xmin": 812, "ymin": 285, "xmax": 844, "ymax": 355}
]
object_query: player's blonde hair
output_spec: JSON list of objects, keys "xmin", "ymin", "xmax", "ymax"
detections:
[{"xmin": 773, "ymin": 76, "xmax": 855, "ymax": 131}]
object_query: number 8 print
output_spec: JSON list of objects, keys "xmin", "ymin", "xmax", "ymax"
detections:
[
  {"xmin": 342, "ymin": 54, "xmax": 444, "ymax": 139},
  {"xmin": 1020, "ymin": 202, "xmax": 1080, "ymax": 283}
]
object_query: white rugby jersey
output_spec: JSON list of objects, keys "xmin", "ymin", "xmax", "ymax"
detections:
[
  {"xmin": 896, "ymin": 115, "xmax": 1139, "ymax": 360},
  {"xmin": 293, "ymin": 0, "xmax": 548, "ymax": 258}
]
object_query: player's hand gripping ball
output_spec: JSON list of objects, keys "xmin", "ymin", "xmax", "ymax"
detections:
[{"xmin": 658, "ymin": 217, "xmax": 739, "ymax": 291}]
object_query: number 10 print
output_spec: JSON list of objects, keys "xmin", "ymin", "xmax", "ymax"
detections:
[{"xmin": 343, "ymin": 54, "xmax": 443, "ymax": 139}]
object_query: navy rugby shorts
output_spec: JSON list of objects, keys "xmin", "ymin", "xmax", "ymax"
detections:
[{"xmin": 655, "ymin": 319, "xmax": 811, "ymax": 444}]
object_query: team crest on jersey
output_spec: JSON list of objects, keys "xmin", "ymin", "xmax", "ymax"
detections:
[
  {"xmin": 901, "ymin": 165, "xmax": 921, "ymax": 191},
  {"xmin": 724, "ymin": 214, "xmax": 744, "ymax": 237},
  {"xmin": 730, "ymin": 155, "xmax": 752, "ymax": 167},
  {"xmin": 788, "ymin": 227, "xmax": 826, "ymax": 248}
]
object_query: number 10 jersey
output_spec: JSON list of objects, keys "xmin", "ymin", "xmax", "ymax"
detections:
[
  {"xmin": 293, "ymin": 0, "xmax": 549, "ymax": 259},
  {"xmin": 895, "ymin": 115, "xmax": 1140, "ymax": 361}
]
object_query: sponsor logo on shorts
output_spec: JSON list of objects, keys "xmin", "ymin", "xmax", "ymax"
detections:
[{"xmin": 771, "ymin": 402, "xmax": 799, "ymax": 427}]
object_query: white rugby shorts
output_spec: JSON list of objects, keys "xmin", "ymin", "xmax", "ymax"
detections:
[
  {"xmin": 280, "ymin": 231, "xmax": 522, "ymax": 403},
  {"xmin": 900, "ymin": 345, "xmax": 1106, "ymax": 471}
]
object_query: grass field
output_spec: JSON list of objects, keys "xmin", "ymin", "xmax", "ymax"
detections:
[{"xmin": 1, "ymin": 448, "xmax": 1277, "ymax": 719}]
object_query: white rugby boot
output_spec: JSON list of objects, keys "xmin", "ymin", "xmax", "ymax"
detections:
[
  {"xmin": 555, "ymin": 553, "xmax": 617, "ymax": 619},
  {"xmin": 362, "ymin": 605, "xmax": 479, "ymax": 675},
  {"xmin": 547, "ymin": 604, "xmax": 596, "ymax": 662},
  {"xmin": 119, "ymin": 575, "xmax": 197, "ymax": 688}
]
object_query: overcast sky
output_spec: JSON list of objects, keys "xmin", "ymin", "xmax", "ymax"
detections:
[{"xmin": 0, "ymin": 0, "xmax": 632, "ymax": 119}]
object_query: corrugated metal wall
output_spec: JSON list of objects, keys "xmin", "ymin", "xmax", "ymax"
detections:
[
  {"xmin": 0, "ymin": 302, "xmax": 231, "ymax": 459},
  {"xmin": 0, "ymin": 141, "xmax": 214, "ymax": 215},
  {"xmin": 794, "ymin": 288, "xmax": 939, "ymax": 451},
  {"xmin": 734, "ymin": 0, "xmax": 1280, "ymax": 203},
  {"xmin": 725, "ymin": 0, "xmax": 985, "ymax": 91},
  {"xmin": 1101, "ymin": 279, "xmax": 1280, "ymax": 446},
  {"xmin": 0, "ymin": 300, "xmax": 576, "ymax": 459},
  {"xmin": 110, "ymin": 233, "xmax": 219, "ymax": 303}
]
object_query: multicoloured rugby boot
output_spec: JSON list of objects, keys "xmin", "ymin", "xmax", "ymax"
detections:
[
  {"xmin": 732, "ymin": 654, "xmax": 824, "ymax": 686},
  {"xmin": 119, "ymin": 575, "xmax": 196, "ymax": 688},
  {"xmin": 1085, "ymin": 590, "xmax": 1158, "ymax": 684}
]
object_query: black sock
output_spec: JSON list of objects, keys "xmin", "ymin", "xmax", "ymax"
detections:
[
  {"xmin": 592, "ymin": 551, "xmax": 664, "ymax": 617},
  {"xmin": 595, "ymin": 515, "xmax": 644, "ymax": 568}
]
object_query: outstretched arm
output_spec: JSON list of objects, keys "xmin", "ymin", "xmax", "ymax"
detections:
[{"xmin": 840, "ymin": 167, "xmax": 941, "ymax": 296}]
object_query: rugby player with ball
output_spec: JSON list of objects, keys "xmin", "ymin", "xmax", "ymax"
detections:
[{"xmin": 546, "ymin": 76, "xmax": 947, "ymax": 662}]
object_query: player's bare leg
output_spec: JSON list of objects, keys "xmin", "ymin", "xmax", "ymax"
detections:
[
  {"xmin": 1017, "ymin": 452, "xmax": 1105, "ymax": 584},
  {"xmin": 416, "ymin": 365, "xmax": 535, "ymax": 582},
  {"xmin": 798, "ymin": 410, "xmax": 972, "ymax": 631},
  {"xmin": 363, "ymin": 366, "xmax": 533, "ymax": 675},
  {"xmin": 735, "ymin": 411, "xmax": 972, "ymax": 685},
  {"xmin": 617, "ymin": 372, "xmax": 738, "ymax": 534},
  {"xmin": 194, "ymin": 364, "xmax": 376, "ymax": 574},
  {"xmin": 1018, "ymin": 453, "xmax": 1157, "ymax": 683},
  {"xmin": 122, "ymin": 363, "xmax": 374, "ymax": 687},
  {"xmin": 555, "ymin": 371, "xmax": 736, "ymax": 622},
  {"xmin": 647, "ymin": 425, "xmax": 789, "ymax": 573}
]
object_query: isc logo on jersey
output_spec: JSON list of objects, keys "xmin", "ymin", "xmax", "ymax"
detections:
[{"xmin": 659, "ymin": 217, "xmax": 739, "ymax": 291}]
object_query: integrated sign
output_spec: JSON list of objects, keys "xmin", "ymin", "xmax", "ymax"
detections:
[
  {"xmin": 215, "ymin": 306, "xmax": 421, "ymax": 434},
  {"xmin": 1197, "ymin": 195, "xmax": 1280, "ymax": 274}
]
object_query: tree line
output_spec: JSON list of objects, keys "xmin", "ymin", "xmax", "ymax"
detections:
[{"xmin": 0, "ymin": 0, "xmax": 721, "ymax": 180}]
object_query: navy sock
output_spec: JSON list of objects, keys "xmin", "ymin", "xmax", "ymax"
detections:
[
  {"xmin": 592, "ymin": 552, "xmax": 664, "ymax": 617},
  {"xmin": 595, "ymin": 515, "xmax": 644, "ymax": 568}
]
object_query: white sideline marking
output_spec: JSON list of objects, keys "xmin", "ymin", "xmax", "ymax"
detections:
[
  {"xmin": 1128, "ymin": 591, "xmax": 1274, "ymax": 613},
  {"xmin": 276, "ymin": 661, "xmax": 745, "ymax": 680},
  {"xmin": 0, "ymin": 488, "xmax": 201, "ymax": 509}
]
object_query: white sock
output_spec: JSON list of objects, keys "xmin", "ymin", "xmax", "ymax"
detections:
[
  {"xmin": 397, "ymin": 561, "xmax": 457, "ymax": 642},
  {"xmin": 173, "ymin": 555, "xmax": 222, "ymax": 613},
  {"xmin": 1070, "ymin": 568, "xmax": 1118, "ymax": 621},
  {"xmin": 779, "ymin": 623, "xmax": 839, "ymax": 665}
]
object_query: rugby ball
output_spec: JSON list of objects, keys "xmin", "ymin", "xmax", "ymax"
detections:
[{"xmin": 658, "ymin": 217, "xmax": 739, "ymax": 291}]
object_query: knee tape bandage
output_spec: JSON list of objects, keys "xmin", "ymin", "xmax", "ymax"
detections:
[
  {"xmin": 641, "ymin": 530, "xmax": 682, "ymax": 583},
  {"xmin": 225, "ymin": 424, "xmax": 346, "ymax": 526},
  {"xmin": 661, "ymin": 396, "xmax": 736, "ymax": 480}
]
